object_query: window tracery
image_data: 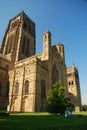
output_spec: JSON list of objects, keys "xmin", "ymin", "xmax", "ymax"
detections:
[{"xmin": 5, "ymin": 35, "xmax": 14, "ymax": 54}]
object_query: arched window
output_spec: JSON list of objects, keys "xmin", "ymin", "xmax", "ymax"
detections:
[
  {"xmin": 22, "ymin": 37, "xmax": 26, "ymax": 53},
  {"xmin": 26, "ymin": 39, "xmax": 30, "ymax": 57},
  {"xmin": 24, "ymin": 80, "xmax": 29, "ymax": 94},
  {"xmin": 14, "ymin": 82, "xmax": 19, "ymax": 95},
  {"xmin": 72, "ymin": 81, "xmax": 74, "ymax": 85},
  {"xmin": 5, "ymin": 35, "xmax": 14, "ymax": 55},
  {"xmin": 52, "ymin": 64, "xmax": 58, "ymax": 86},
  {"xmin": 10, "ymin": 35, "xmax": 14, "ymax": 51},
  {"xmin": 5, "ymin": 38, "xmax": 11, "ymax": 54},
  {"xmin": 5, "ymin": 82, "xmax": 9, "ymax": 96},
  {"xmin": 69, "ymin": 81, "xmax": 71, "ymax": 85},
  {"xmin": 23, "ymin": 21, "xmax": 27, "ymax": 30},
  {"xmin": 41, "ymin": 80, "xmax": 46, "ymax": 98}
]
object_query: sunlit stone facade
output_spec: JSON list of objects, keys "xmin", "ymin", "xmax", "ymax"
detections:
[{"xmin": 0, "ymin": 11, "xmax": 81, "ymax": 112}]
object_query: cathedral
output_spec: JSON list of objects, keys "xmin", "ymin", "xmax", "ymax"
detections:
[{"xmin": 0, "ymin": 11, "xmax": 82, "ymax": 112}]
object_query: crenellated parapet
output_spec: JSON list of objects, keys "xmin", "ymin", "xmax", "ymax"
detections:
[{"xmin": 52, "ymin": 43, "xmax": 65, "ymax": 62}]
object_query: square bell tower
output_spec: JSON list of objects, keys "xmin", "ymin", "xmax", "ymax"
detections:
[{"xmin": 1, "ymin": 11, "xmax": 36, "ymax": 63}]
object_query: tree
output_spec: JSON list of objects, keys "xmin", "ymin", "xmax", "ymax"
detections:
[
  {"xmin": 46, "ymin": 81, "xmax": 74, "ymax": 114},
  {"xmin": 82, "ymin": 105, "xmax": 87, "ymax": 111}
]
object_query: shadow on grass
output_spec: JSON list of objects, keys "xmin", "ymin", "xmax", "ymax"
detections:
[{"xmin": 0, "ymin": 113, "xmax": 87, "ymax": 130}]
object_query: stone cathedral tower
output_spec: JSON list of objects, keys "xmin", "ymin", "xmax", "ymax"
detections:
[
  {"xmin": 1, "ymin": 11, "xmax": 36, "ymax": 62},
  {"xmin": 67, "ymin": 65, "xmax": 82, "ymax": 111},
  {"xmin": 0, "ymin": 11, "xmax": 82, "ymax": 112}
]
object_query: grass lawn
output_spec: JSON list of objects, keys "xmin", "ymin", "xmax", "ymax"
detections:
[{"xmin": 0, "ymin": 112, "xmax": 87, "ymax": 130}]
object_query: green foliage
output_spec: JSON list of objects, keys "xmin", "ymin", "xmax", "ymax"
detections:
[
  {"xmin": 46, "ymin": 81, "xmax": 74, "ymax": 114},
  {"xmin": 82, "ymin": 105, "xmax": 87, "ymax": 111}
]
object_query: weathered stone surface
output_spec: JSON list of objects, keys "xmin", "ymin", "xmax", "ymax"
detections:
[{"xmin": 0, "ymin": 11, "xmax": 82, "ymax": 112}]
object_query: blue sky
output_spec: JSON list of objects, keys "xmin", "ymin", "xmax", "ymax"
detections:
[{"xmin": 0, "ymin": 0, "xmax": 87, "ymax": 104}]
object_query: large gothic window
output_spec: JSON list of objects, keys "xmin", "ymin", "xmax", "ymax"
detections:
[
  {"xmin": 14, "ymin": 82, "xmax": 19, "ymax": 95},
  {"xmin": 10, "ymin": 35, "xmax": 14, "ymax": 51},
  {"xmin": 5, "ymin": 38, "xmax": 11, "ymax": 54},
  {"xmin": 52, "ymin": 64, "xmax": 58, "ymax": 86},
  {"xmin": 24, "ymin": 80, "xmax": 29, "ymax": 94},
  {"xmin": 26, "ymin": 39, "xmax": 30, "ymax": 57},
  {"xmin": 5, "ymin": 36, "xmax": 14, "ymax": 54},
  {"xmin": 41, "ymin": 80, "xmax": 46, "ymax": 98},
  {"xmin": 22, "ymin": 37, "xmax": 26, "ymax": 54},
  {"xmin": 5, "ymin": 82, "xmax": 9, "ymax": 96},
  {"xmin": 23, "ymin": 21, "xmax": 27, "ymax": 30}
]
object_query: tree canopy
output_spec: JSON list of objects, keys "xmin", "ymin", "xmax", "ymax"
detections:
[
  {"xmin": 82, "ymin": 105, "xmax": 87, "ymax": 111},
  {"xmin": 46, "ymin": 81, "xmax": 74, "ymax": 114}
]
